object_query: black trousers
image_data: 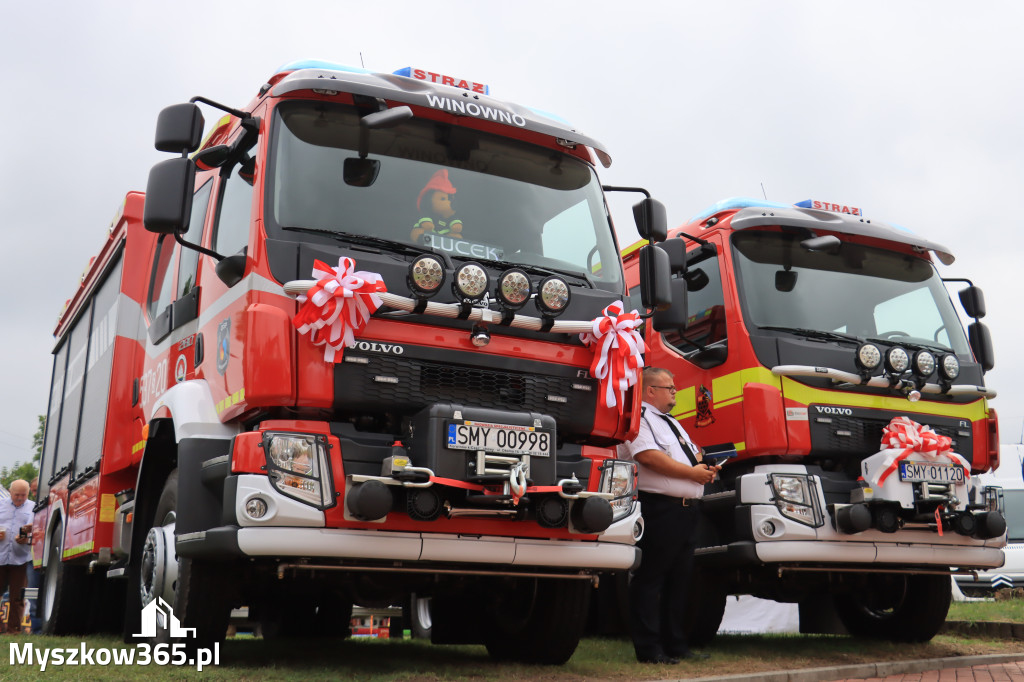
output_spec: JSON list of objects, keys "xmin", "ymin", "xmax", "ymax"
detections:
[{"xmin": 629, "ymin": 491, "xmax": 699, "ymax": 659}]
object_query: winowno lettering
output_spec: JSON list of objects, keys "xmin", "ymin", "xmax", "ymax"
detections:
[{"xmin": 424, "ymin": 94, "xmax": 527, "ymax": 127}]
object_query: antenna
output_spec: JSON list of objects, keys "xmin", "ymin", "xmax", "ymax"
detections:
[
  {"xmin": 360, "ymin": 52, "xmax": 366, "ymax": 69},
  {"xmin": 761, "ymin": 182, "xmax": 768, "ymax": 200}
]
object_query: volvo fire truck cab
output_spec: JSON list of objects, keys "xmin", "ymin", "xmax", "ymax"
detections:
[
  {"xmin": 622, "ymin": 197, "xmax": 1006, "ymax": 644},
  {"xmin": 34, "ymin": 60, "xmax": 672, "ymax": 664}
]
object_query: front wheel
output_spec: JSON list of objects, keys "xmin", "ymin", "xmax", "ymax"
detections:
[
  {"xmin": 40, "ymin": 520, "xmax": 89, "ymax": 635},
  {"xmin": 483, "ymin": 578, "xmax": 590, "ymax": 665},
  {"xmin": 833, "ymin": 573, "xmax": 951, "ymax": 642}
]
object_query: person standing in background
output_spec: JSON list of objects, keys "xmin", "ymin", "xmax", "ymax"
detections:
[{"xmin": 0, "ymin": 480, "xmax": 34, "ymax": 633}]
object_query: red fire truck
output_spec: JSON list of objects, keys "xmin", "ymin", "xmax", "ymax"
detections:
[
  {"xmin": 622, "ymin": 197, "xmax": 1006, "ymax": 644},
  {"xmin": 33, "ymin": 60, "xmax": 670, "ymax": 663}
]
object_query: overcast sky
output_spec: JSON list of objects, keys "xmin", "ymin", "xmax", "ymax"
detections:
[{"xmin": 1, "ymin": 1, "xmax": 1022, "ymax": 472}]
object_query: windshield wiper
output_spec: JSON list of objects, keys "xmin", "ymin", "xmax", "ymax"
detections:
[
  {"xmin": 866, "ymin": 337, "xmax": 953, "ymax": 354},
  {"xmin": 280, "ymin": 226, "xmax": 438, "ymax": 259},
  {"xmin": 758, "ymin": 326, "xmax": 863, "ymax": 345},
  {"xmin": 471, "ymin": 257, "xmax": 594, "ymax": 288}
]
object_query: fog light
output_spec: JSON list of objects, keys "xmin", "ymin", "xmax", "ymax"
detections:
[
  {"xmin": 760, "ymin": 520, "xmax": 777, "ymax": 537},
  {"xmin": 835, "ymin": 503, "xmax": 871, "ymax": 534},
  {"xmin": 885, "ymin": 346, "xmax": 910, "ymax": 374},
  {"xmin": 856, "ymin": 343, "xmax": 882, "ymax": 371},
  {"xmin": 873, "ymin": 505, "xmax": 900, "ymax": 533},
  {"xmin": 453, "ymin": 262, "xmax": 488, "ymax": 301},
  {"xmin": 496, "ymin": 268, "xmax": 531, "ymax": 310},
  {"xmin": 245, "ymin": 497, "xmax": 268, "ymax": 519},
  {"xmin": 409, "ymin": 255, "xmax": 445, "ymax": 296},
  {"xmin": 633, "ymin": 518, "xmax": 645, "ymax": 541},
  {"xmin": 536, "ymin": 276, "xmax": 570, "ymax": 316}
]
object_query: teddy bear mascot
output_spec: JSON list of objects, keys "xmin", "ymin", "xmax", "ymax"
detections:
[{"xmin": 410, "ymin": 169, "xmax": 464, "ymax": 242}]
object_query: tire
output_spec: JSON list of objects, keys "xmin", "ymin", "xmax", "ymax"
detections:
[
  {"xmin": 834, "ymin": 573, "xmax": 951, "ymax": 643},
  {"xmin": 175, "ymin": 557, "xmax": 236, "ymax": 650},
  {"xmin": 258, "ymin": 589, "xmax": 352, "ymax": 640},
  {"xmin": 406, "ymin": 593, "xmax": 432, "ymax": 639},
  {"xmin": 483, "ymin": 578, "xmax": 590, "ymax": 665},
  {"xmin": 40, "ymin": 519, "xmax": 90, "ymax": 635}
]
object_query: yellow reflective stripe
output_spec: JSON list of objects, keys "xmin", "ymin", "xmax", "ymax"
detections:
[
  {"xmin": 132, "ymin": 440, "xmax": 146, "ymax": 454},
  {"xmin": 216, "ymin": 387, "xmax": 246, "ymax": 415},
  {"xmin": 779, "ymin": 376, "xmax": 989, "ymax": 420},
  {"xmin": 63, "ymin": 540, "xmax": 95, "ymax": 559}
]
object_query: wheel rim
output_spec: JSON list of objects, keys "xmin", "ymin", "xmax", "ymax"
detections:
[{"xmin": 139, "ymin": 520, "xmax": 177, "ymax": 608}]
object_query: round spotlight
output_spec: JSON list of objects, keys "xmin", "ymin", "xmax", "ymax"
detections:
[
  {"xmin": 245, "ymin": 497, "xmax": 268, "ymax": 519},
  {"xmin": 856, "ymin": 343, "xmax": 882, "ymax": 371},
  {"xmin": 939, "ymin": 353, "xmax": 960, "ymax": 381},
  {"xmin": 408, "ymin": 255, "xmax": 446, "ymax": 297},
  {"xmin": 913, "ymin": 350, "xmax": 936, "ymax": 377},
  {"xmin": 496, "ymin": 269, "xmax": 532, "ymax": 310},
  {"xmin": 536, "ymin": 276, "xmax": 570, "ymax": 316},
  {"xmin": 884, "ymin": 346, "xmax": 910, "ymax": 374},
  {"xmin": 453, "ymin": 263, "xmax": 489, "ymax": 301}
]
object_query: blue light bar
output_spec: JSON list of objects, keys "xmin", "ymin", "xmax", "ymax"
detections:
[
  {"xmin": 393, "ymin": 67, "xmax": 490, "ymax": 95},
  {"xmin": 275, "ymin": 59, "xmax": 373, "ymax": 76},
  {"xmin": 795, "ymin": 199, "xmax": 863, "ymax": 216},
  {"xmin": 689, "ymin": 197, "xmax": 791, "ymax": 222}
]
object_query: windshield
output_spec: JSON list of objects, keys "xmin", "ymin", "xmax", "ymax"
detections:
[
  {"xmin": 264, "ymin": 101, "xmax": 622, "ymax": 289},
  {"xmin": 731, "ymin": 230, "xmax": 971, "ymax": 355}
]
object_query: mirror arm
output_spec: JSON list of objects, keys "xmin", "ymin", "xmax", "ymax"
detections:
[
  {"xmin": 174, "ymin": 232, "xmax": 225, "ymax": 262},
  {"xmin": 675, "ymin": 231, "xmax": 712, "ymax": 247},
  {"xmin": 601, "ymin": 185, "xmax": 650, "ymax": 198}
]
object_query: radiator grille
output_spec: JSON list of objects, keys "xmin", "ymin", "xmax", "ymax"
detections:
[
  {"xmin": 808, "ymin": 406, "xmax": 971, "ymax": 461},
  {"xmin": 335, "ymin": 354, "xmax": 597, "ymax": 437}
]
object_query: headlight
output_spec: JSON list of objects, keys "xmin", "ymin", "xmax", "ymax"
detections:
[
  {"xmin": 913, "ymin": 350, "xmax": 936, "ymax": 377},
  {"xmin": 453, "ymin": 263, "xmax": 488, "ymax": 302},
  {"xmin": 939, "ymin": 353, "xmax": 960, "ymax": 381},
  {"xmin": 408, "ymin": 255, "xmax": 445, "ymax": 297},
  {"xmin": 769, "ymin": 473, "xmax": 823, "ymax": 527},
  {"xmin": 599, "ymin": 459, "xmax": 637, "ymax": 521},
  {"xmin": 263, "ymin": 432, "xmax": 335, "ymax": 509},
  {"xmin": 884, "ymin": 346, "xmax": 910, "ymax": 374},
  {"xmin": 856, "ymin": 343, "xmax": 882, "ymax": 371},
  {"xmin": 536, "ymin": 276, "xmax": 570, "ymax": 316},
  {"xmin": 496, "ymin": 268, "xmax": 532, "ymax": 310}
]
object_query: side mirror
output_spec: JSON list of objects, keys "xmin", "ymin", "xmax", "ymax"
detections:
[
  {"xmin": 652, "ymin": 277, "xmax": 688, "ymax": 331},
  {"xmin": 143, "ymin": 158, "xmax": 195, "ymax": 234},
  {"xmin": 215, "ymin": 248, "xmax": 247, "ymax": 288},
  {"xmin": 344, "ymin": 158, "xmax": 381, "ymax": 187},
  {"xmin": 633, "ymin": 198, "xmax": 668, "ymax": 243},
  {"xmin": 959, "ymin": 286, "xmax": 986, "ymax": 319},
  {"xmin": 639, "ymin": 244, "xmax": 671, "ymax": 311},
  {"xmin": 659, "ymin": 238, "xmax": 688, "ymax": 273},
  {"xmin": 155, "ymin": 103, "xmax": 204, "ymax": 154},
  {"xmin": 968, "ymin": 321, "xmax": 994, "ymax": 372},
  {"xmin": 193, "ymin": 144, "xmax": 232, "ymax": 171}
]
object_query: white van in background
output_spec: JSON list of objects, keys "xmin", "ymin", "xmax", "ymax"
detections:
[{"xmin": 954, "ymin": 445, "xmax": 1024, "ymax": 598}]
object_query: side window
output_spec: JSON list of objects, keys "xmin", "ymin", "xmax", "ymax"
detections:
[
  {"xmin": 213, "ymin": 165, "xmax": 255, "ymax": 257},
  {"xmin": 664, "ymin": 253, "xmax": 727, "ymax": 352},
  {"xmin": 177, "ymin": 180, "xmax": 213, "ymax": 299},
  {"xmin": 147, "ymin": 235, "xmax": 176, "ymax": 320}
]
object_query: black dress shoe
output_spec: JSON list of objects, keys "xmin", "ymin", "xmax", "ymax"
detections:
[{"xmin": 636, "ymin": 654, "xmax": 681, "ymax": 664}]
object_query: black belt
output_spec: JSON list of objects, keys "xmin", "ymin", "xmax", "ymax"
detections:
[{"xmin": 638, "ymin": 490, "xmax": 699, "ymax": 507}]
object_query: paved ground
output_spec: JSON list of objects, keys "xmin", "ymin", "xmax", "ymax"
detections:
[{"xmin": 690, "ymin": 654, "xmax": 1024, "ymax": 682}]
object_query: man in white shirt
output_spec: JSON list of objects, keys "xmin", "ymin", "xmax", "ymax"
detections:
[
  {"xmin": 618, "ymin": 367, "xmax": 720, "ymax": 664},
  {"xmin": 0, "ymin": 479, "xmax": 34, "ymax": 634}
]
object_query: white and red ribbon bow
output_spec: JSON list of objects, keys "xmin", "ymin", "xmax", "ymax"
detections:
[
  {"xmin": 873, "ymin": 416, "xmax": 969, "ymax": 486},
  {"xmin": 579, "ymin": 302, "xmax": 647, "ymax": 412},
  {"xmin": 292, "ymin": 257, "xmax": 387, "ymax": 363}
]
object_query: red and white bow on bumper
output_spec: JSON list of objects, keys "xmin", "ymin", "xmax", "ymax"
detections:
[
  {"xmin": 579, "ymin": 302, "xmax": 647, "ymax": 412},
  {"xmin": 873, "ymin": 416, "xmax": 970, "ymax": 486},
  {"xmin": 292, "ymin": 257, "xmax": 387, "ymax": 362}
]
